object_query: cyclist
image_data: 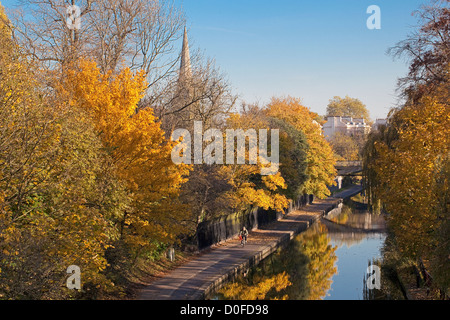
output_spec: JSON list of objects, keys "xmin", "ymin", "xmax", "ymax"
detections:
[{"xmin": 239, "ymin": 227, "xmax": 248, "ymax": 246}]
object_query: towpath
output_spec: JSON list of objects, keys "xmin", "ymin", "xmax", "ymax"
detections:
[{"xmin": 138, "ymin": 185, "xmax": 363, "ymax": 300}]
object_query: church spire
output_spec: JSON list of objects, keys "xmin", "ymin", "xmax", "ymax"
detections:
[{"xmin": 179, "ymin": 26, "xmax": 192, "ymax": 82}]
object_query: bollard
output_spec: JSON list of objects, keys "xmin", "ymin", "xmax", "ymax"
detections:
[{"xmin": 167, "ymin": 247, "xmax": 175, "ymax": 262}]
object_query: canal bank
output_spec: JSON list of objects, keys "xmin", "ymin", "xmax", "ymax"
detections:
[{"xmin": 138, "ymin": 185, "xmax": 363, "ymax": 300}]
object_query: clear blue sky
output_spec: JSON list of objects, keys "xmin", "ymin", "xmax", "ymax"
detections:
[
  {"xmin": 175, "ymin": 0, "xmax": 427, "ymax": 119},
  {"xmin": 2, "ymin": 0, "xmax": 428, "ymax": 119}
]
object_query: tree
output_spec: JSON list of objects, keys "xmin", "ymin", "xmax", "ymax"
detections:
[
  {"xmin": 11, "ymin": 0, "xmax": 185, "ymax": 84},
  {"xmin": 61, "ymin": 59, "xmax": 191, "ymax": 253},
  {"xmin": 219, "ymin": 111, "xmax": 289, "ymax": 214},
  {"xmin": 373, "ymin": 89, "xmax": 449, "ymax": 255},
  {"xmin": 364, "ymin": 85, "xmax": 449, "ymax": 296},
  {"xmin": 326, "ymin": 95, "xmax": 371, "ymax": 122},
  {"xmin": 265, "ymin": 97, "xmax": 337, "ymax": 199},
  {"xmin": 364, "ymin": 0, "xmax": 450, "ymax": 296},
  {"xmin": 0, "ymin": 8, "xmax": 126, "ymax": 298},
  {"xmin": 388, "ymin": 0, "xmax": 450, "ymax": 100},
  {"xmin": 329, "ymin": 132, "xmax": 360, "ymax": 160},
  {"xmin": 266, "ymin": 117, "xmax": 308, "ymax": 200}
]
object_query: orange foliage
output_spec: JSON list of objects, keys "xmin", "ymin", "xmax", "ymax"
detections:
[{"xmin": 61, "ymin": 59, "xmax": 191, "ymax": 248}]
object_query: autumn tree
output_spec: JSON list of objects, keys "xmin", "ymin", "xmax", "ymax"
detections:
[
  {"xmin": 0, "ymin": 6, "xmax": 126, "ymax": 298},
  {"xmin": 388, "ymin": 0, "xmax": 450, "ymax": 100},
  {"xmin": 218, "ymin": 111, "xmax": 289, "ymax": 214},
  {"xmin": 266, "ymin": 117, "xmax": 308, "ymax": 200},
  {"xmin": 326, "ymin": 95, "xmax": 371, "ymax": 123},
  {"xmin": 62, "ymin": 59, "xmax": 190, "ymax": 255},
  {"xmin": 364, "ymin": 0, "xmax": 450, "ymax": 296},
  {"xmin": 265, "ymin": 97, "xmax": 337, "ymax": 199},
  {"xmin": 328, "ymin": 132, "xmax": 360, "ymax": 160},
  {"xmin": 366, "ymin": 87, "xmax": 449, "ymax": 274}
]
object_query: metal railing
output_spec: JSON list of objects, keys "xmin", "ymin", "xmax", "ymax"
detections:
[{"xmin": 335, "ymin": 160, "xmax": 362, "ymax": 167}]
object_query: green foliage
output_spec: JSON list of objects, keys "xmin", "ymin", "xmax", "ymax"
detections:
[
  {"xmin": 327, "ymin": 95, "xmax": 371, "ymax": 123},
  {"xmin": 265, "ymin": 97, "xmax": 337, "ymax": 199},
  {"xmin": 0, "ymin": 51, "xmax": 126, "ymax": 298},
  {"xmin": 266, "ymin": 117, "xmax": 309, "ymax": 199}
]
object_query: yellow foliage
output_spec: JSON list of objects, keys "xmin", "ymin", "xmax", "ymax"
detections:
[
  {"xmin": 61, "ymin": 59, "xmax": 191, "ymax": 249},
  {"xmin": 264, "ymin": 97, "xmax": 337, "ymax": 198},
  {"xmin": 0, "ymin": 2, "xmax": 10, "ymax": 38},
  {"xmin": 220, "ymin": 272, "xmax": 291, "ymax": 300},
  {"xmin": 219, "ymin": 113, "xmax": 289, "ymax": 212},
  {"xmin": 370, "ymin": 89, "xmax": 449, "ymax": 258}
]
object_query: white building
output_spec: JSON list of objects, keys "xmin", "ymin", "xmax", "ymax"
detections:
[{"xmin": 322, "ymin": 116, "xmax": 371, "ymax": 140}]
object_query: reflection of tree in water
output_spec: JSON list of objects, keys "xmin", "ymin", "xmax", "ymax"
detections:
[
  {"xmin": 302, "ymin": 223, "xmax": 338, "ymax": 300},
  {"xmin": 218, "ymin": 223, "xmax": 337, "ymax": 300}
]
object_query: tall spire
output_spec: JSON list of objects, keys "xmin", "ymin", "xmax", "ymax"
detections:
[{"xmin": 179, "ymin": 26, "xmax": 192, "ymax": 82}]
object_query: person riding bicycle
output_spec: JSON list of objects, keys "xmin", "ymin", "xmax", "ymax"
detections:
[{"xmin": 239, "ymin": 227, "xmax": 248, "ymax": 245}]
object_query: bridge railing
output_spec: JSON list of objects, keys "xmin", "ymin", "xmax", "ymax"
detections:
[{"xmin": 335, "ymin": 160, "xmax": 362, "ymax": 167}]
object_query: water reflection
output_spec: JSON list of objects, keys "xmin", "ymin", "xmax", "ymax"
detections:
[
  {"xmin": 216, "ymin": 195, "xmax": 388, "ymax": 300},
  {"xmin": 218, "ymin": 223, "xmax": 338, "ymax": 300},
  {"xmin": 323, "ymin": 196, "xmax": 387, "ymax": 300}
]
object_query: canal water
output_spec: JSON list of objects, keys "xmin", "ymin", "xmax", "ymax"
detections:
[{"xmin": 214, "ymin": 194, "xmax": 388, "ymax": 300}]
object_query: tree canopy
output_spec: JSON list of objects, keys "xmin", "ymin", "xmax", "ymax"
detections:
[
  {"xmin": 363, "ymin": 0, "xmax": 449, "ymax": 297},
  {"xmin": 326, "ymin": 95, "xmax": 371, "ymax": 122}
]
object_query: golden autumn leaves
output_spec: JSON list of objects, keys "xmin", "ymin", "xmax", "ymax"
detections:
[
  {"xmin": 0, "ymin": 27, "xmax": 122, "ymax": 297},
  {"xmin": 0, "ymin": 1, "xmax": 340, "ymax": 298},
  {"xmin": 365, "ymin": 86, "xmax": 449, "ymax": 257},
  {"xmin": 0, "ymin": 50, "xmax": 337, "ymax": 298},
  {"xmin": 363, "ymin": 80, "xmax": 449, "ymax": 294},
  {"xmin": 61, "ymin": 60, "xmax": 191, "ymax": 248}
]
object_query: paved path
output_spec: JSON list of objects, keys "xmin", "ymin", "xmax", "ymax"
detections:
[{"xmin": 138, "ymin": 185, "xmax": 363, "ymax": 300}]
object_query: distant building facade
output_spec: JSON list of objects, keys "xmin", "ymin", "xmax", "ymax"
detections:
[
  {"xmin": 322, "ymin": 116, "xmax": 371, "ymax": 140},
  {"xmin": 372, "ymin": 119, "xmax": 387, "ymax": 131}
]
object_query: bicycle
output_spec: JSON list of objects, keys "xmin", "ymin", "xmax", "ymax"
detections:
[{"xmin": 239, "ymin": 235, "xmax": 247, "ymax": 246}]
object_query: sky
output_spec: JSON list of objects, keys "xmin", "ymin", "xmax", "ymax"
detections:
[
  {"xmin": 1, "ymin": 0, "xmax": 429, "ymax": 120},
  {"xmin": 173, "ymin": 0, "xmax": 427, "ymax": 120}
]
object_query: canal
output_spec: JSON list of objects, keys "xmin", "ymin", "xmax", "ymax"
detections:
[{"xmin": 214, "ymin": 193, "xmax": 388, "ymax": 300}]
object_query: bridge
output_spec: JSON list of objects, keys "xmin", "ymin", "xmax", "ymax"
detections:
[
  {"xmin": 334, "ymin": 160, "xmax": 363, "ymax": 190},
  {"xmin": 335, "ymin": 160, "xmax": 363, "ymax": 176}
]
